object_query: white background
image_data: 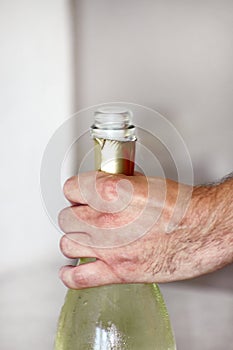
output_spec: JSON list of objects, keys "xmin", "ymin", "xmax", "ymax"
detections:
[{"xmin": 0, "ymin": 0, "xmax": 233, "ymax": 349}]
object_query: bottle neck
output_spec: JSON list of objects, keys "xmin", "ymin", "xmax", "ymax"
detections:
[{"xmin": 77, "ymin": 106, "xmax": 136, "ymax": 265}]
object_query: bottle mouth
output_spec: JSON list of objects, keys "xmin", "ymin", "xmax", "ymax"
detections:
[
  {"xmin": 94, "ymin": 106, "xmax": 133, "ymax": 129},
  {"xmin": 90, "ymin": 106, "xmax": 136, "ymax": 141}
]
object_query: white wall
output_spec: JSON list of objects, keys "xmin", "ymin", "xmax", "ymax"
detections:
[
  {"xmin": 73, "ymin": 0, "xmax": 233, "ymax": 184},
  {"xmin": 0, "ymin": 0, "xmax": 75, "ymax": 269},
  {"xmin": 0, "ymin": 2, "xmax": 75, "ymax": 348}
]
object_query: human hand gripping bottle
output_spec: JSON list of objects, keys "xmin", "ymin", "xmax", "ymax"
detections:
[{"xmin": 54, "ymin": 106, "xmax": 176, "ymax": 350}]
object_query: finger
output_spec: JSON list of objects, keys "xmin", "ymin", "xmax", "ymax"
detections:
[
  {"xmin": 60, "ymin": 234, "xmax": 99, "ymax": 259},
  {"xmin": 58, "ymin": 207, "xmax": 101, "ymax": 246},
  {"xmin": 58, "ymin": 206, "xmax": 116, "ymax": 235},
  {"xmin": 59, "ymin": 260, "xmax": 121, "ymax": 289},
  {"xmin": 63, "ymin": 171, "xmax": 115, "ymax": 204},
  {"xmin": 58, "ymin": 206, "xmax": 126, "ymax": 247},
  {"xmin": 63, "ymin": 174, "xmax": 90, "ymax": 204},
  {"xmin": 58, "ymin": 202, "xmax": 156, "ymax": 248},
  {"xmin": 59, "ymin": 204, "xmax": 140, "ymax": 231},
  {"xmin": 58, "ymin": 207, "xmax": 88, "ymax": 233},
  {"xmin": 63, "ymin": 171, "xmax": 134, "ymax": 210}
]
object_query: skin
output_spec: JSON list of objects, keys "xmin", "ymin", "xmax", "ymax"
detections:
[{"xmin": 58, "ymin": 171, "xmax": 233, "ymax": 289}]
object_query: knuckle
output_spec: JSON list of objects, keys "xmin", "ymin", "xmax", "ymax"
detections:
[
  {"xmin": 98, "ymin": 175, "xmax": 119, "ymax": 201},
  {"xmin": 97, "ymin": 212, "xmax": 117, "ymax": 227}
]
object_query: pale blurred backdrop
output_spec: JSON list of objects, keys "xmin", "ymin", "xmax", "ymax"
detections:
[{"xmin": 0, "ymin": 0, "xmax": 233, "ymax": 349}]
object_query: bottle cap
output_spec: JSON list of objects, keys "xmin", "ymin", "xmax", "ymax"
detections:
[{"xmin": 91, "ymin": 106, "xmax": 136, "ymax": 141}]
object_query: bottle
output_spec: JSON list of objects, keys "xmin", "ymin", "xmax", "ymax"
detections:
[{"xmin": 54, "ymin": 106, "xmax": 176, "ymax": 350}]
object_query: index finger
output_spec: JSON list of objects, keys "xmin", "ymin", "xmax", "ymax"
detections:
[
  {"xmin": 63, "ymin": 171, "xmax": 125, "ymax": 205},
  {"xmin": 63, "ymin": 173, "xmax": 89, "ymax": 204}
]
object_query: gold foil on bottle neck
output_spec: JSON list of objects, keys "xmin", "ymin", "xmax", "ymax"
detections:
[{"xmin": 94, "ymin": 138, "xmax": 135, "ymax": 176}]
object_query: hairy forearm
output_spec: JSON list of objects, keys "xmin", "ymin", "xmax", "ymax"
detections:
[{"xmin": 166, "ymin": 176, "xmax": 233, "ymax": 281}]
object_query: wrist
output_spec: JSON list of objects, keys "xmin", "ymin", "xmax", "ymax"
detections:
[
  {"xmin": 183, "ymin": 182, "xmax": 233, "ymax": 275},
  {"xmin": 163, "ymin": 184, "xmax": 220, "ymax": 280}
]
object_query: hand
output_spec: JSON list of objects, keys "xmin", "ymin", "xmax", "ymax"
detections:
[{"xmin": 58, "ymin": 171, "xmax": 233, "ymax": 289}]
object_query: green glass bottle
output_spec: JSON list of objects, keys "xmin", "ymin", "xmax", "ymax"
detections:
[{"xmin": 54, "ymin": 106, "xmax": 176, "ymax": 350}]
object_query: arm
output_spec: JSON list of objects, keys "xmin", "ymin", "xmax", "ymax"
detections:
[
  {"xmin": 182, "ymin": 176, "xmax": 233, "ymax": 278},
  {"xmin": 58, "ymin": 172, "xmax": 233, "ymax": 289}
]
